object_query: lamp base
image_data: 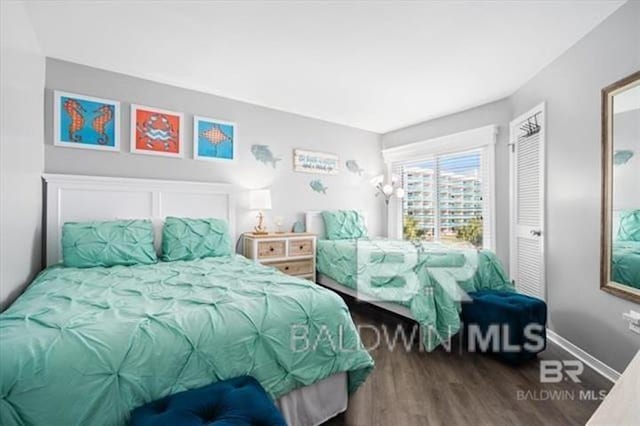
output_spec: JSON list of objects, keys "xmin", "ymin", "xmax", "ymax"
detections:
[{"xmin": 254, "ymin": 211, "xmax": 268, "ymax": 234}]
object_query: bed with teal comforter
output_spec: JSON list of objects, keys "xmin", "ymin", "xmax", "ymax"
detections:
[
  {"xmin": 0, "ymin": 256, "xmax": 373, "ymax": 425},
  {"xmin": 612, "ymin": 241, "xmax": 640, "ymax": 289},
  {"xmin": 317, "ymin": 238, "xmax": 514, "ymax": 350}
]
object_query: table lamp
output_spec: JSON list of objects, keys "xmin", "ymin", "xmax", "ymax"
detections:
[{"xmin": 249, "ymin": 189, "xmax": 272, "ymax": 234}]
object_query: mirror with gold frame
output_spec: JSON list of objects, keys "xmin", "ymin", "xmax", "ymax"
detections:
[{"xmin": 601, "ymin": 70, "xmax": 640, "ymax": 303}]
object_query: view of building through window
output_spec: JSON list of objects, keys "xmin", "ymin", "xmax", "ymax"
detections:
[{"xmin": 399, "ymin": 150, "xmax": 484, "ymax": 248}]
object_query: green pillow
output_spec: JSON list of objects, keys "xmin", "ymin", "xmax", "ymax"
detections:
[
  {"xmin": 617, "ymin": 210, "xmax": 640, "ymax": 241},
  {"xmin": 62, "ymin": 219, "xmax": 157, "ymax": 268},
  {"xmin": 321, "ymin": 210, "xmax": 367, "ymax": 240},
  {"xmin": 162, "ymin": 217, "xmax": 232, "ymax": 261}
]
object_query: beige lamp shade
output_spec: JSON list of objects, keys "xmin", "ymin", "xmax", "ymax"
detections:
[{"xmin": 249, "ymin": 189, "xmax": 272, "ymax": 210}]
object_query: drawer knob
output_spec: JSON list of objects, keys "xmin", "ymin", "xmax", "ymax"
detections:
[
  {"xmin": 285, "ymin": 266, "xmax": 290, "ymax": 271},
  {"xmin": 269, "ymin": 247, "xmax": 274, "ymax": 252},
  {"xmin": 299, "ymin": 245, "xmax": 304, "ymax": 250}
]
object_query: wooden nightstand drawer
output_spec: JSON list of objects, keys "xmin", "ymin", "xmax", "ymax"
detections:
[
  {"xmin": 267, "ymin": 259, "xmax": 314, "ymax": 276},
  {"xmin": 243, "ymin": 232, "xmax": 317, "ymax": 281},
  {"xmin": 289, "ymin": 238, "xmax": 314, "ymax": 256},
  {"xmin": 257, "ymin": 240, "xmax": 286, "ymax": 259}
]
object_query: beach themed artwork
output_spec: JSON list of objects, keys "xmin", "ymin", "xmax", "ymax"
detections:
[
  {"xmin": 54, "ymin": 91, "xmax": 120, "ymax": 151},
  {"xmin": 346, "ymin": 160, "xmax": 364, "ymax": 175},
  {"xmin": 294, "ymin": 149, "xmax": 339, "ymax": 174},
  {"xmin": 251, "ymin": 144, "xmax": 281, "ymax": 168},
  {"xmin": 309, "ymin": 179, "xmax": 328, "ymax": 194},
  {"xmin": 193, "ymin": 116, "xmax": 236, "ymax": 162},
  {"xmin": 131, "ymin": 104, "xmax": 183, "ymax": 157}
]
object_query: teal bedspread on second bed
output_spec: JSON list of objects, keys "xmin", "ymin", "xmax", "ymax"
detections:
[
  {"xmin": 0, "ymin": 256, "xmax": 373, "ymax": 426},
  {"xmin": 612, "ymin": 241, "xmax": 640, "ymax": 289},
  {"xmin": 317, "ymin": 238, "xmax": 514, "ymax": 350}
]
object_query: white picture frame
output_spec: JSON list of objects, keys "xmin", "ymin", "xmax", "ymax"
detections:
[
  {"xmin": 193, "ymin": 116, "xmax": 237, "ymax": 162},
  {"xmin": 53, "ymin": 90, "xmax": 120, "ymax": 152},
  {"xmin": 130, "ymin": 104, "xmax": 184, "ymax": 158}
]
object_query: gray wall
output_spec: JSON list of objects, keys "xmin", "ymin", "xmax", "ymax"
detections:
[
  {"xmin": 612, "ymin": 109, "xmax": 640, "ymax": 210},
  {"xmin": 44, "ymin": 59, "xmax": 384, "ymax": 241},
  {"xmin": 0, "ymin": 1, "xmax": 45, "ymax": 310},
  {"xmin": 382, "ymin": 1, "xmax": 640, "ymax": 372},
  {"xmin": 510, "ymin": 0, "xmax": 640, "ymax": 372},
  {"xmin": 382, "ymin": 99, "xmax": 512, "ymax": 271}
]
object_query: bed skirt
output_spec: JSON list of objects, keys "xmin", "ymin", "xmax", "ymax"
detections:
[{"xmin": 277, "ymin": 372, "xmax": 348, "ymax": 426}]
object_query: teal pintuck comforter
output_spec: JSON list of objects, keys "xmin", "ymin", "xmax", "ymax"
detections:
[
  {"xmin": 612, "ymin": 241, "xmax": 640, "ymax": 289},
  {"xmin": 0, "ymin": 256, "xmax": 373, "ymax": 425},
  {"xmin": 317, "ymin": 238, "xmax": 514, "ymax": 350}
]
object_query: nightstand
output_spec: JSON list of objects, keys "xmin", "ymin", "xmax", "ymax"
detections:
[{"xmin": 242, "ymin": 232, "xmax": 317, "ymax": 281}]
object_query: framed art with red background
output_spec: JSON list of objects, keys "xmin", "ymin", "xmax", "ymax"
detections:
[{"xmin": 131, "ymin": 104, "xmax": 184, "ymax": 157}]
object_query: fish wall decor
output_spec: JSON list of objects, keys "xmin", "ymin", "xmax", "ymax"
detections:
[
  {"xmin": 251, "ymin": 144, "xmax": 281, "ymax": 168},
  {"xmin": 346, "ymin": 160, "xmax": 364, "ymax": 175},
  {"xmin": 310, "ymin": 179, "xmax": 328, "ymax": 194},
  {"xmin": 613, "ymin": 150, "xmax": 634, "ymax": 165}
]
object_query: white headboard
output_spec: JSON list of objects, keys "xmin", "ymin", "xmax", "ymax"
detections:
[
  {"xmin": 305, "ymin": 210, "xmax": 369, "ymax": 240},
  {"xmin": 44, "ymin": 174, "xmax": 236, "ymax": 266}
]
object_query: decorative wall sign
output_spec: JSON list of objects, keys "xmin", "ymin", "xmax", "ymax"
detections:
[
  {"xmin": 346, "ymin": 160, "xmax": 364, "ymax": 175},
  {"xmin": 293, "ymin": 149, "xmax": 339, "ymax": 174},
  {"xmin": 194, "ymin": 116, "xmax": 236, "ymax": 162},
  {"xmin": 251, "ymin": 144, "xmax": 281, "ymax": 168},
  {"xmin": 54, "ymin": 91, "xmax": 120, "ymax": 151},
  {"xmin": 131, "ymin": 104, "xmax": 183, "ymax": 157},
  {"xmin": 309, "ymin": 179, "xmax": 328, "ymax": 194}
]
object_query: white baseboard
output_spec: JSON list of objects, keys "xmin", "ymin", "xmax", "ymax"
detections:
[{"xmin": 547, "ymin": 329, "xmax": 621, "ymax": 383}]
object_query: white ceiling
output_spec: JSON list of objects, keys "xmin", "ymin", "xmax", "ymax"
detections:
[
  {"xmin": 25, "ymin": 0, "xmax": 625, "ymax": 133},
  {"xmin": 614, "ymin": 84, "xmax": 640, "ymax": 114}
]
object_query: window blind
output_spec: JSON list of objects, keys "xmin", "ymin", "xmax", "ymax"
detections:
[{"xmin": 392, "ymin": 148, "xmax": 491, "ymax": 249}]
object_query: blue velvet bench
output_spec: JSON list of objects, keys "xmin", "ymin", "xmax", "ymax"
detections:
[
  {"xmin": 461, "ymin": 290, "xmax": 547, "ymax": 364},
  {"xmin": 130, "ymin": 376, "xmax": 286, "ymax": 426}
]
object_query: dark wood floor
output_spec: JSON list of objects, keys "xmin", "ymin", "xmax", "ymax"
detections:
[{"xmin": 325, "ymin": 301, "xmax": 612, "ymax": 426}]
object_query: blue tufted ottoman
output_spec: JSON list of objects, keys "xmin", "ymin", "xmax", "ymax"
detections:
[
  {"xmin": 130, "ymin": 376, "xmax": 286, "ymax": 426},
  {"xmin": 461, "ymin": 290, "xmax": 547, "ymax": 364}
]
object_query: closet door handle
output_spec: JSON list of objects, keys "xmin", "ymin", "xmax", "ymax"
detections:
[{"xmin": 530, "ymin": 230, "xmax": 542, "ymax": 237}]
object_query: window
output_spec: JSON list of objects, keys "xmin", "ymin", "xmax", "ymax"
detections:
[
  {"xmin": 383, "ymin": 125, "xmax": 496, "ymax": 249},
  {"xmin": 394, "ymin": 150, "xmax": 484, "ymax": 248}
]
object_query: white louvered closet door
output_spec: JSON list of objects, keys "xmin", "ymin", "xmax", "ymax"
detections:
[{"xmin": 510, "ymin": 103, "xmax": 546, "ymax": 300}]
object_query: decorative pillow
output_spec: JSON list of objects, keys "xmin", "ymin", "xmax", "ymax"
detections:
[
  {"xmin": 321, "ymin": 210, "xmax": 367, "ymax": 240},
  {"xmin": 162, "ymin": 217, "xmax": 232, "ymax": 261},
  {"xmin": 62, "ymin": 219, "xmax": 157, "ymax": 268},
  {"xmin": 617, "ymin": 210, "xmax": 640, "ymax": 241}
]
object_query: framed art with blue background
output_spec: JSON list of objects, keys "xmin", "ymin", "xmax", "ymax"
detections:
[
  {"xmin": 193, "ymin": 116, "xmax": 236, "ymax": 162},
  {"xmin": 54, "ymin": 91, "xmax": 120, "ymax": 151}
]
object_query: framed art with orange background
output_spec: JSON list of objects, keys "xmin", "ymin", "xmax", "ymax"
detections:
[{"xmin": 131, "ymin": 104, "xmax": 184, "ymax": 157}]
